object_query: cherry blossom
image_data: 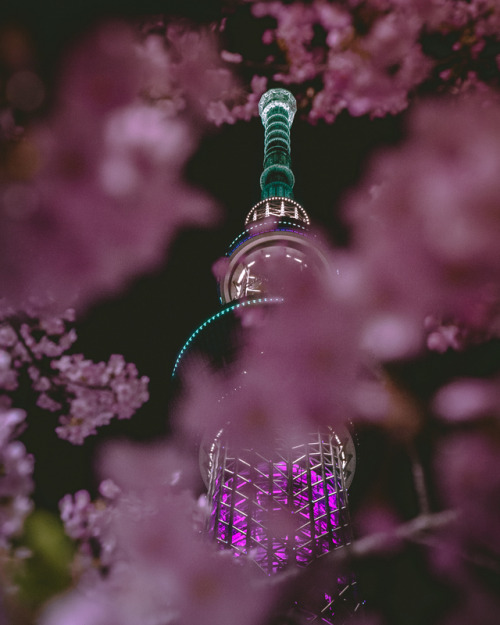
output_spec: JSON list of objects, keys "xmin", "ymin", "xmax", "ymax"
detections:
[
  {"xmin": 433, "ymin": 376, "xmax": 500, "ymax": 423},
  {"xmin": 2, "ymin": 5, "xmax": 500, "ymax": 624},
  {"xmin": 203, "ymin": 0, "xmax": 500, "ymax": 124},
  {"xmin": 59, "ymin": 442, "xmax": 201, "ymax": 577},
  {"xmin": 242, "ymin": 1, "xmax": 431, "ymax": 121},
  {"xmin": 98, "ymin": 439, "xmax": 200, "ymax": 497},
  {"xmin": 0, "ymin": 407, "xmax": 33, "ymax": 549},
  {"xmin": 432, "ymin": 431, "xmax": 500, "ymax": 621},
  {"xmin": 0, "ymin": 307, "xmax": 149, "ymax": 444},
  {"xmin": 49, "ymin": 441, "xmax": 274, "ymax": 625},
  {"xmin": 0, "ymin": 307, "xmax": 78, "ymax": 396},
  {"xmin": 0, "ymin": 22, "xmax": 218, "ymax": 311},
  {"xmin": 207, "ymin": 74, "xmax": 268, "ymax": 126},
  {"xmin": 425, "ymin": 316, "xmax": 469, "ymax": 353},
  {"xmin": 52, "ymin": 354, "xmax": 149, "ymax": 445},
  {"xmin": 343, "ymin": 95, "xmax": 500, "ymax": 359},
  {"xmin": 59, "ymin": 484, "xmax": 120, "ymax": 578},
  {"xmin": 176, "ymin": 360, "xmax": 314, "ymax": 456}
]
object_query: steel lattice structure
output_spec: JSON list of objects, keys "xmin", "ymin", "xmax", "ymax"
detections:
[
  {"xmin": 207, "ymin": 429, "xmax": 355, "ymax": 568},
  {"xmin": 205, "ymin": 428, "xmax": 359, "ymax": 623}
]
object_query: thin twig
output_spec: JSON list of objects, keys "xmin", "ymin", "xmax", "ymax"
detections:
[{"xmin": 407, "ymin": 442, "xmax": 431, "ymax": 515}]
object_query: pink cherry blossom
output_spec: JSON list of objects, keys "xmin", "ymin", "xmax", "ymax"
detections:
[
  {"xmin": 176, "ymin": 360, "xmax": 313, "ymax": 456},
  {"xmin": 98, "ymin": 439, "xmax": 200, "ymax": 497},
  {"xmin": 176, "ymin": 252, "xmax": 368, "ymax": 453},
  {"xmin": 4, "ymin": 7, "xmax": 500, "ymax": 624},
  {"xmin": 59, "ymin": 486, "xmax": 119, "ymax": 575},
  {"xmin": 212, "ymin": 0, "xmax": 500, "ymax": 125},
  {"xmin": 40, "ymin": 587, "xmax": 124, "ymax": 625},
  {"xmin": 207, "ymin": 74, "xmax": 268, "ymax": 126},
  {"xmin": 0, "ymin": 407, "xmax": 33, "ymax": 548},
  {"xmin": 51, "ymin": 441, "xmax": 274, "ymax": 625},
  {"xmin": 344, "ymin": 95, "xmax": 500, "ymax": 356},
  {"xmin": 0, "ymin": 307, "xmax": 149, "ymax": 444},
  {"xmin": 52, "ymin": 354, "xmax": 149, "ymax": 445},
  {"xmin": 250, "ymin": 0, "xmax": 431, "ymax": 122},
  {"xmin": 425, "ymin": 316, "xmax": 472, "ymax": 353},
  {"xmin": 433, "ymin": 376, "xmax": 500, "ymax": 422},
  {"xmin": 60, "ymin": 441, "xmax": 201, "ymax": 577},
  {"xmin": 432, "ymin": 431, "xmax": 500, "ymax": 621},
  {"xmin": 0, "ymin": 22, "xmax": 218, "ymax": 311}
]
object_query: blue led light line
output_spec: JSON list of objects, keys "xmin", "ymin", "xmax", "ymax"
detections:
[{"xmin": 172, "ymin": 297, "xmax": 284, "ymax": 378}]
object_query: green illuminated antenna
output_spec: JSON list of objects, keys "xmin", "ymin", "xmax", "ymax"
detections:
[{"xmin": 258, "ymin": 88, "xmax": 297, "ymax": 200}]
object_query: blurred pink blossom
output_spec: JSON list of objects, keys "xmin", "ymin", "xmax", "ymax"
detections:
[
  {"xmin": 240, "ymin": 266, "xmax": 364, "ymax": 429},
  {"xmin": 432, "ymin": 431, "xmax": 500, "ymax": 619},
  {"xmin": 206, "ymin": 75, "xmax": 268, "ymax": 126},
  {"xmin": 177, "ymin": 361, "xmax": 313, "ymax": 455},
  {"xmin": 51, "ymin": 440, "xmax": 274, "ymax": 625},
  {"xmin": 0, "ymin": 22, "xmax": 218, "ymax": 311},
  {"xmin": 176, "ymin": 254, "xmax": 368, "ymax": 452},
  {"xmin": 425, "ymin": 316, "xmax": 472, "ymax": 353},
  {"xmin": 98, "ymin": 439, "xmax": 200, "ymax": 496},
  {"xmin": 0, "ymin": 407, "xmax": 33, "ymax": 548},
  {"xmin": 344, "ymin": 95, "xmax": 500, "ymax": 357},
  {"xmin": 433, "ymin": 377, "xmax": 500, "ymax": 422}
]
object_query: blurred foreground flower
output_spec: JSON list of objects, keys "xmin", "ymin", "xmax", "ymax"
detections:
[
  {"xmin": 345, "ymin": 95, "xmax": 500, "ymax": 359},
  {"xmin": 0, "ymin": 407, "xmax": 33, "ymax": 549},
  {"xmin": 46, "ymin": 441, "xmax": 273, "ymax": 625},
  {"xmin": 431, "ymin": 431, "xmax": 500, "ymax": 625},
  {"xmin": 0, "ymin": 22, "xmax": 218, "ymax": 312}
]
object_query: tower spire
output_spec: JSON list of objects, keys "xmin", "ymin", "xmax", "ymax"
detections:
[{"xmin": 259, "ymin": 88, "xmax": 297, "ymax": 200}]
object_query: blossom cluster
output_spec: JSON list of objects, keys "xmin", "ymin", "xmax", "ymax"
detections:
[
  {"xmin": 250, "ymin": 0, "xmax": 431, "ymax": 120},
  {"xmin": 50, "ymin": 354, "xmax": 149, "ymax": 445},
  {"xmin": 47, "ymin": 442, "xmax": 273, "ymax": 625},
  {"xmin": 0, "ymin": 407, "xmax": 33, "ymax": 549},
  {"xmin": 0, "ymin": 306, "xmax": 78, "ymax": 395},
  {"xmin": 136, "ymin": 17, "xmax": 270, "ymax": 127},
  {"xmin": 0, "ymin": 22, "xmax": 218, "ymax": 312},
  {"xmin": 345, "ymin": 95, "xmax": 500, "ymax": 348},
  {"xmin": 201, "ymin": 0, "xmax": 500, "ymax": 123},
  {"xmin": 0, "ymin": 307, "xmax": 149, "ymax": 446},
  {"xmin": 59, "ymin": 481, "xmax": 120, "ymax": 577}
]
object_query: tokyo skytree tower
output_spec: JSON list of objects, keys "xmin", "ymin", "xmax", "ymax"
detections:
[{"xmin": 173, "ymin": 89, "xmax": 361, "ymax": 624}]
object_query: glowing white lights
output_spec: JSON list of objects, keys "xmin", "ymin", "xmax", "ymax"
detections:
[{"xmin": 244, "ymin": 197, "xmax": 310, "ymax": 225}]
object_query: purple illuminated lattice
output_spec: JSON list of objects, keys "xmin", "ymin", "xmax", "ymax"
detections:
[
  {"xmin": 208, "ymin": 435, "xmax": 350, "ymax": 575},
  {"xmin": 206, "ymin": 432, "xmax": 361, "ymax": 623}
]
